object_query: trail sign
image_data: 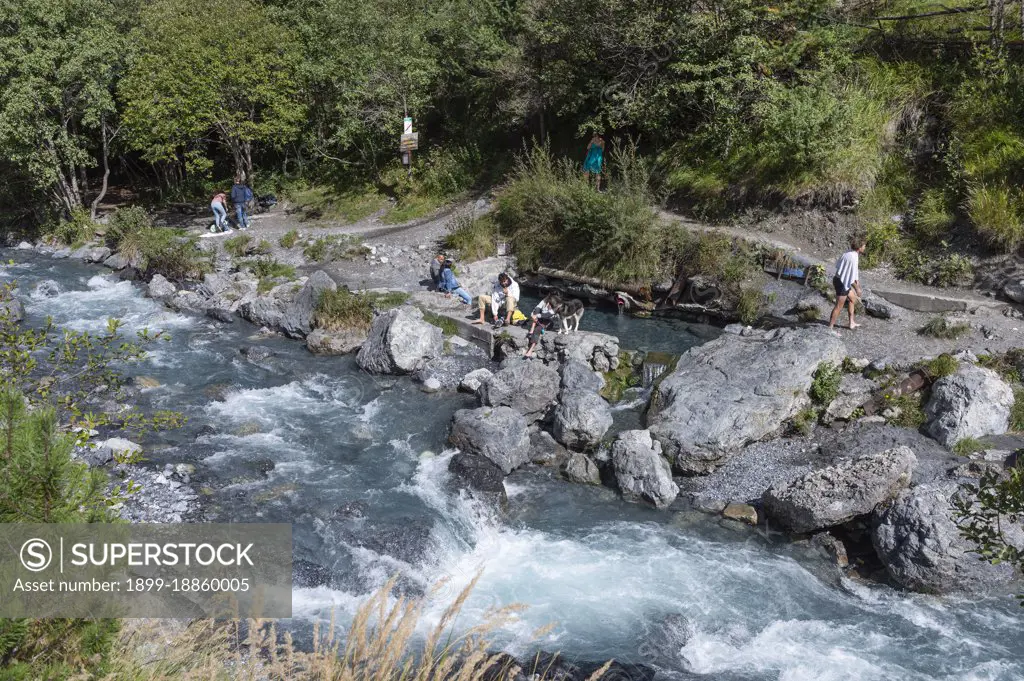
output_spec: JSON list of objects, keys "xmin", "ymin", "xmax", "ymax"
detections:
[
  {"xmin": 403, "ymin": 117, "xmax": 413, "ymax": 135},
  {"xmin": 399, "ymin": 132, "xmax": 419, "ymax": 151}
]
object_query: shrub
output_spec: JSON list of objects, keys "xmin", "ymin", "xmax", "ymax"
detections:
[
  {"xmin": 912, "ymin": 188, "xmax": 955, "ymax": 244},
  {"xmin": 810, "ymin": 361, "xmax": 842, "ymax": 406},
  {"xmin": 141, "ymin": 229, "xmax": 211, "ymax": 281},
  {"xmin": 255, "ymin": 239, "xmax": 273, "ymax": 255},
  {"xmin": 224, "ymin": 234, "xmax": 253, "ymax": 258},
  {"xmin": 924, "ymin": 354, "xmax": 959, "ymax": 379},
  {"xmin": 421, "ymin": 309, "xmax": 458, "ymax": 337},
  {"xmin": 366, "ymin": 291, "xmax": 410, "ymax": 310},
  {"xmin": 51, "ymin": 209, "xmax": 95, "ymax": 246},
  {"xmin": 494, "ymin": 142, "xmax": 664, "ymax": 284},
  {"xmin": 967, "ymin": 184, "xmax": 1024, "ymax": 253},
  {"xmin": 279, "ymin": 229, "xmax": 299, "ymax": 248},
  {"xmin": 884, "ymin": 393, "xmax": 926, "ymax": 428},
  {"xmin": 313, "ymin": 288, "xmax": 376, "ymax": 331},
  {"xmin": 303, "ymin": 235, "xmax": 364, "ymax": 263},
  {"xmin": 1012, "ymin": 387, "xmax": 1024, "ymax": 432},
  {"xmin": 304, "ymin": 237, "xmax": 329, "ymax": 261},
  {"xmin": 798, "ymin": 307, "xmax": 821, "ymax": 323},
  {"xmin": 918, "ymin": 316, "xmax": 971, "ymax": 339},
  {"xmin": 445, "ymin": 212, "xmax": 497, "ymax": 262},
  {"xmin": 791, "ymin": 407, "xmax": 818, "ymax": 436},
  {"xmin": 735, "ymin": 286, "xmax": 766, "ymax": 325},
  {"xmin": 953, "ymin": 437, "xmax": 986, "ymax": 455}
]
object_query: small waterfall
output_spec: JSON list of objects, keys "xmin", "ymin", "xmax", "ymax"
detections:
[{"xmin": 642, "ymin": 362, "xmax": 668, "ymax": 388}]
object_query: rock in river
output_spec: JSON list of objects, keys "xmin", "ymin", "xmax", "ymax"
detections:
[
  {"xmin": 648, "ymin": 327, "xmax": 845, "ymax": 474},
  {"xmin": 873, "ymin": 481, "xmax": 1023, "ymax": 593},
  {"xmin": 761, "ymin": 446, "xmax": 917, "ymax": 533},
  {"xmin": 356, "ymin": 306, "xmax": 442, "ymax": 375},
  {"xmin": 479, "ymin": 358, "xmax": 560, "ymax": 423},
  {"xmin": 611, "ymin": 429, "xmax": 678, "ymax": 509},
  {"xmin": 552, "ymin": 391, "xmax": 612, "ymax": 450},
  {"xmin": 448, "ymin": 406, "xmax": 531, "ymax": 475}
]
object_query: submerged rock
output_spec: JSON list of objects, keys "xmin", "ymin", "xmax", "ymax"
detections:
[
  {"xmin": 648, "ymin": 327, "xmax": 845, "ymax": 474},
  {"xmin": 34, "ymin": 280, "xmax": 61, "ymax": 298},
  {"xmin": 479, "ymin": 359, "xmax": 560, "ymax": 423},
  {"xmin": 924, "ymin": 365, "xmax": 1014, "ymax": 447},
  {"xmin": 611, "ymin": 429, "xmax": 678, "ymax": 509},
  {"xmin": 762, "ymin": 446, "xmax": 917, "ymax": 534},
  {"xmin": 872, "ymin": 481, "xmax": 1022, "ymax": 593},
  {"xmin": 357, "ymin": 306, "xmax": 442, "ymax": 375},
  {"xmin": 240, "ymin": 345, "xmax": 275, "ymax": 362},
  {"xmin": 448, "ymin": 406, "xmax": 531, "ymax": 475}
]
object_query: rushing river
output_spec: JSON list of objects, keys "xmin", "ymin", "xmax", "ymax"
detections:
[{"xmin": 3, "ymin": 251, "xmax": 1023, "ymax": 681}]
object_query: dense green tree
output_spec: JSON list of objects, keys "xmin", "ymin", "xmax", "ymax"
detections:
[
  {"xmin": 0, "ymin": 0, "xmax": 130, "ymax": 219},
  {"xmin": 120, "ymin": 0, "xmax": 305, "ymax": 182}
]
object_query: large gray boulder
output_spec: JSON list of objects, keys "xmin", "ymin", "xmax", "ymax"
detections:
[
  {"xmin": 648, "ymin": 328, "xmax": 845, "ymax": 474},
  {"xmin": 281, "ymin": 270, "xmax": 336, "ymax": 338},
  {"xmin": 762, "ymin": 446, "xmax": 917, "ymax": 533},
  {"xmin": 239, "ymin": 280, "xmax": 301, "ymax": 329},
  {"xmin": 479, "ymin": 359, "xmax": 560, "ymax": 423},
  {"xmin": 448, "ymin": 406, "xmax": 531, "ymax": 475},
  {"xmin": 199, "ymin": 272, "xmax": 259, "ymax": 314},
  {"xmin": 306, "ymin": 328, "xmax": 366, "ymax": 355},
  {"xmin": 560, "ymin": 359, "xmax": 605, "ymax": 394},
  {"xmin": 495, "ymin": 328, "xmax": 619, "ymax": 372},
  {"xmin": 83, "ymin": 246, "xmax": 111, "ymax": 263},
  {"xmin": 552, "ymin": 392, "xmax": 613, "ymax": 450},
  {"xmin": 356, "ymin": 307, "xmax": 443, "ymax": 375},
  {"xmin": 447, "ymin": 453, "xmax": 508, "ymax": 508},
  {"xmin": 147, "ymin": 274, "xmax": 176, "ymax": 300},
  {"xmin": 872, "ymin": 481, "xmax": 1021, "ymax": 593},
  {"xmin": 924, "ymin": 365, "xmax": 1014, "ymax": 447},
  {"xmin": 611, "ymin": 430, "xmax": 678, "ymax": 509}
]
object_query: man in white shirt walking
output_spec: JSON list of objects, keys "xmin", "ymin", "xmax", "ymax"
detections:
[{"xmin": 828, "ymin": 238, "xmax": 866, "ymax": 331}]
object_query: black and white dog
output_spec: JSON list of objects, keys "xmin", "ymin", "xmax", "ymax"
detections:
[{"xmin": 554, "ymin": 297, "xmax": 585, "ymax": 333}]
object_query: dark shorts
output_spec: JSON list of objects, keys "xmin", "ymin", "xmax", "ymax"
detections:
[{"xmin": 833, "ymin": 275, "xmax": 852, "ymax": 297}]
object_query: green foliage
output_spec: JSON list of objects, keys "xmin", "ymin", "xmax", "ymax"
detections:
[
  {"xmin": 286, "ymin": 185, "xmax": 388, "ymax": 224},
  {"xmin": 495, "ymin": 142, "xmax": 663, "ymax": 284},
  {"xmin": 121, "ymin": 0, "xmax": 304, "ymax": 180},
  {"xmin": 953, "ymin": 437, "xmax": 986, "ymax": 456},
  {"xmin": 600, "ymin": 355, "xmax": 640, "ymax": 403},
  {"xmin": 444, "ymin": 212, "xmax": 497, "ymax": 262},
  {"xmin": 918, "ymin": 317, "xmax": 971, "ymax": 339},
  {"xmin": 884, "ymin": 393, "xmax": 927, "ymax": 429},
  {"xmin": 0, "ymin": 0, "xmax": 128, "ymax": 216},
  {"xmin": 303, "ymin": 235, "xmax": 364, "ymax": 263},
  {"xmin": 1012, "ymin": 388, "xmax": 1024, "ymax": 433},
  {"xmin": 104, "ymin": 206, "xmax": 152, "ymax": 263},
  {"xmin": 279, "ymin": 230, "xmax": 300, "ymax": 248},
  {"xmin": 952, "ymin": 462, "xmax": 1024, "ymax": 597},
  {"xmin": 50, "ymin": 209, "xmax": 95, "ymax": 247},
  {"xmin": 923, "ymin": 354, "xmax": 959, "ymax": 379},
  {"xmin": 313, "ymin": 288, "xmax": 375, "ymax": 332},
  {"xmin": 735, "ymin": 287, "xmax": 766, "ymax": 326},
  {"xmin": 420, "ymin": 309, "xmax": 458, "ymax": 337},
  {"xmin": 224, "ymin": 234, "xmax": 253, "ymax": 258},
  {"xmin": 791, "ymin": 407, "xmax": 818, "ymax": 436},
  {"xmin": 977, "ymin": 350, "xmax": 1024, "ymax": 384},
  {"xmin": 797, "ymin": 308, "xmax": 821, "ymax": 324},
  {"xmin": 810, "ymin": 362, "xmax": 842, "ymax": 406},
  {"xmin": 912, "ymin": 189, "xmax": 956, "ymax": 244},
  {"xmin": 966, "ymin": 184, "xmax": 1024, "ymax": 253},
  {"xmin": 243, "ymin": 257, "xmax": 297, "ymax": 293}
]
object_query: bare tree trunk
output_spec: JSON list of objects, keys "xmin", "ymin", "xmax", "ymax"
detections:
[{"xmin": 90, "ymin": 119, "xmax": 111, "ymax": 221}]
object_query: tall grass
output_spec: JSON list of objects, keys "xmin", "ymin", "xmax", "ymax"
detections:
[
  {"xmin": 494, "ymin": 142, "xmax": 663, "ymax": 284},
  {"xmin": 966, "ymin": 184, "xmax": 1024, "ymax": 253},
  {"xmin": 102, "ymin": 576, "xmax": 608, "ymax": 681},
  {"xmin": 444, "ymin": 212, "xmax": 497, "ymax": 262}
]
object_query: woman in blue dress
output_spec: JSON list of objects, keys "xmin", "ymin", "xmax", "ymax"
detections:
[{"xmin": 583, "ymin": 132, "xmax": 605, "ymax": 189}]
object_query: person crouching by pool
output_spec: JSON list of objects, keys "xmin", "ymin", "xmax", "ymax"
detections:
[
  {"xmin": 524, "ymin": 293, "xmax": 560, "ymax": 358},
  {"xmin": 474, "ymin": 272, "xmax": 519, "ymax": 327},
  {"xmin": 828, "ymin": 238, "xmax": 866, "ymax": 332},
  {"xmin": 439, "ymin": 260, "xmax": 472, "ymax": 304}
]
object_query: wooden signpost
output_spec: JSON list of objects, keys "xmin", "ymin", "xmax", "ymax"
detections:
[{"xmin": 400, "ymin": 117, "xmax": 418, "ymax": 171}]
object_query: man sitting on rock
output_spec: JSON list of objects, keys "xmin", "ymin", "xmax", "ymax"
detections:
[
  {"xmin": 430, "ymin": 253, "xmax": 446, "ymax": 290},
  {"xmin": 474, "ymin": 272, "xmax": 519, "ymax": 327}
]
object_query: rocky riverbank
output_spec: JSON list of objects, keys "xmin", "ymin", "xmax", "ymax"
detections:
[{"xmin": 9, "ymin": 235, "xmax": 1024, "ymax": 600}]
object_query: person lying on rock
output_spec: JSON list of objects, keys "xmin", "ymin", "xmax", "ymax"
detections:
[
  {"xmin": 828, "ymin": 237, "xmax": 866, "ymax": 332},
  {"xmin": 474, "ymin": 272, "xmax": 519, "ymax": 327},
  {"xmin": 439, "ymin": 261, "xmax": 472, "ymax": 304},
  {"xmin": 524, "ymin": 293, "xmax": 560, "ymax": 358}
]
